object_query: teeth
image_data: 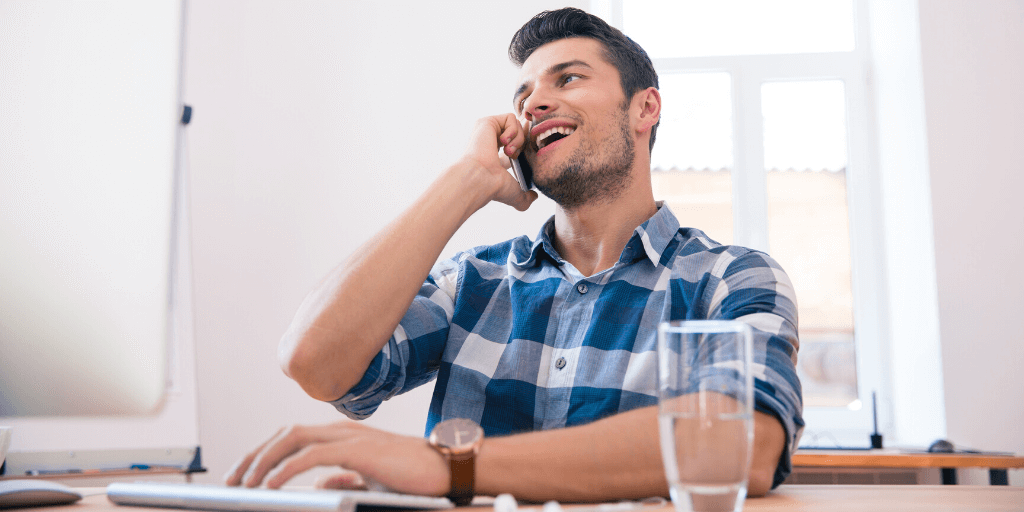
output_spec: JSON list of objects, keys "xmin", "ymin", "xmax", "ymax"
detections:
[{"xmin": 536, "ymin": 126, "xmax": 576, "ymax": 148}]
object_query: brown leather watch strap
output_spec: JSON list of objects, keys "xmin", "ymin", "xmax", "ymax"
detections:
[
  {"xmin": 429, "ymin": 418, "xmax": 483, "ymax": 506},
  {"xmin": 448, "ymin": 453, "xmax": 475, "ymax": 506}
]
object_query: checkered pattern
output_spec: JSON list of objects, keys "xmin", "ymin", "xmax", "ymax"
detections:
[{"xmin": 332, "ymin": 204, "xmax": 804, "ymax": 487}]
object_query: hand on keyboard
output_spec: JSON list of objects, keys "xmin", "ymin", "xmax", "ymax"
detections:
[{"xmin": 224, "ymin": 421, "xmax": 450, "ymax": 497}]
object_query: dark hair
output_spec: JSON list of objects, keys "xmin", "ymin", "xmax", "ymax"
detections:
[{"xmin": 509, "ymin": 8, "xmax": 660, "ymax": 153}]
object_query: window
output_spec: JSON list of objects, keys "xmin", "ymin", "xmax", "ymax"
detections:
[
  {"xmin": 762, "ymin": 80, "xmax": 857, "ymax": 408},
  {"xmin": 598, "ymin": 0, "xmax": 888, "ymax": 445}
]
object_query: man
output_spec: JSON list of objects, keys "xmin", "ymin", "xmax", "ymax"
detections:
[{"xmin": 225, "ymin": 8, "xmax": 802, "ymax": 502}]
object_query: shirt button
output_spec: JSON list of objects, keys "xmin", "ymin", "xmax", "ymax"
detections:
[
  {"xmin": 577, "ymin": 283, "xmax": 588, "ymax": 294},
  {"xmin": 555, "ymin": 357, "xmax": 567, "ymax": 370}
]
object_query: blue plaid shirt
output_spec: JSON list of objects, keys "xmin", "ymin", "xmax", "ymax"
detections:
[{"xmin": 332, "ymin": 204, "xmax": 804, "ymax": 487}]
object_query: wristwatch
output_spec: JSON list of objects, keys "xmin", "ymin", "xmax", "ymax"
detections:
[{"xmin": 428, "ymin": 418, "xmax": 484, "ymax": 506}]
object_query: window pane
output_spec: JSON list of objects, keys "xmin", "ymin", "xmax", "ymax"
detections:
[
  {"xmin": 762, "ymin": 81, "xmax": 848, "ymax": 170},
  {"xmin": 762, "ymin": 80, "xmax": 856, "ymax": 408},
  {"xmin": 623, "ymin": 0, "xmax": 855, "ymax": 58},
  {"xmin": 651, "ymin": 73, "xmax": 732, "ymax": 171},
  {"xmin": 651, "ymin": 72, "xmax": 732, "ymax": 244},
  {"xmin": 652, "ymin": 171, "xmax": 733, "ymax": 245}
]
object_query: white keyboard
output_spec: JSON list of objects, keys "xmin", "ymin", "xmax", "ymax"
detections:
[{"xmin": 106, "ymin": 482, "xmax": 455, "ymax": 512}]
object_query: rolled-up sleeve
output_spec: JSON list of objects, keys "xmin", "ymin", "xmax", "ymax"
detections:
[
  {"xmin": 330, "ymin": 257, "xmax": 462, "ymax": 419},
  {"xmin": 709, "ymin": 250, "xmax": 804, "ymax": 488}
]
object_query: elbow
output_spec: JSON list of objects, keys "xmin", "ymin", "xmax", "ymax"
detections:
[
  {"xmin": 746, "ymin": 464, "xmax": 776, "ymax": 498},
  {"xmin": 278, "ymin": 331, "xmax": 349, "ymax": 402},
  {"xmin": 277, "ymin": 328, "xmax": 309, "ymax": 381},
  {"xmin": 748, "ymin": 410, "xmax": 787, "ymax": 497}
]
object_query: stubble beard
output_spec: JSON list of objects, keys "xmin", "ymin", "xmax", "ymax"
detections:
[{"xmin": 533, "ymin": 108, "xmax": 635, "ymax": 210}]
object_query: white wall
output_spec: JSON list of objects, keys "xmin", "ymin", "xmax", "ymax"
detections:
[
  {"xmin": 865, "ymin": 0, "xmax": 946, "ymax": 448},
  {"xmin": 182, "ymin": 1, "xmax": 582, "ymax": 483},
  {"xmin": 918, "ymin": 0, "xmax": 1024, "ymax": 460}
]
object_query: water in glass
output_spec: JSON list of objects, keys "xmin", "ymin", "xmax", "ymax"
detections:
[{"xmin": 659, "ymin": 411, "xmax": 751, "ymax": 512}]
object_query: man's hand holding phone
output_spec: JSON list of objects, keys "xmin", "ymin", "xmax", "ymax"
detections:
[{"xmin": 456, "ymin": 113, "xmax": 537, "ymax": 212}]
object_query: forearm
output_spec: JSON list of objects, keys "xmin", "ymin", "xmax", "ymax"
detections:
[
  {"xmin": 279, "ymin": 162, "xmax": 494, "ymax": 402},
  {"xmin": 475, "ymin": 406, "xmax": 785, "ymax": 502},
  {"xmin": 476, "ymin": 407, "xmax": 664, "ymax": 502},
  {"xmin": 278, "ymin": 114, "xmax": 532, "ymax": 402}
]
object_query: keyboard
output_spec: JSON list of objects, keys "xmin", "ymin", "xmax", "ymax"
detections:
[{"xmin": 106, "ymin": 482, "xmax": 455, "ymax": 512}]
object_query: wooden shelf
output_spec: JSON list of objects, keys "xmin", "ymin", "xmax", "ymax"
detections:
[
  {"xmin": 793, "ymin": 449, "xmax": 1024, "ymax": 469},
  {"xmin": 0, "ymin": 466, "xmax": 190, "ymax": 481}
]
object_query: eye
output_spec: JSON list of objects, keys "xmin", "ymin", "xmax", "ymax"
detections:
[
  {"xmin": 515, "ymin": 90, "xmax": 530, "ymax": 113},
  {"xmin": 560, "ymin": 73, "xmax": 582, "ymax": 86}
]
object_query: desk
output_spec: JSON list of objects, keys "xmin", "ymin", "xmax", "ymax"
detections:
[
  {"xmin": 749, "ymin": 486, "xmax": 1023, "ymax": 511},
  {"xmin": 793, "ymin": 449, "xmax": 1024, "ymax": 485},
  {"xmin": 52, "ymin": 485, "xmax": 1024, "ymax": 512}
]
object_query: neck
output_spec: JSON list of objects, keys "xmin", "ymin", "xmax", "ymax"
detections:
[{"xmin": 551, "ymin": 160, "xmax": 657, "ymax": 277}]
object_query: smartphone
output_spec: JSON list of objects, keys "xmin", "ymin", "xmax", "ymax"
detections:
[{"xmin": 510, "ymin": 153, "xmax": 534, "ymax": 191}]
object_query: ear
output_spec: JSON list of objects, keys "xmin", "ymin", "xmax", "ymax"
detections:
[{"xmin": 633, "ymin": 87, "xmax": 661, "ymax": 136}]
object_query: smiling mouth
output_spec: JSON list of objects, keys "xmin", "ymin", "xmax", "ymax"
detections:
[{"xmin": 536, "ymin": 126, "xmax": 576, "ymax": 150}]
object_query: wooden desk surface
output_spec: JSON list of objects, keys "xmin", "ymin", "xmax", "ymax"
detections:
[
  {"xmin": 56, "ymin": 485, "xmax": 1024, "ymax": 512},
  {"xmin": 749, "ymin": 485, "xmax": 1023, "ymax": 511},
  {"xmin": 793, "ymin": 449, "xmax": 1024, "ymax": 469}
]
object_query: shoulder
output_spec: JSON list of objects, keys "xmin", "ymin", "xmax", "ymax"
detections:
[
  {"xmin": 450, "ymin": 235, "xmax": 534, "ymax": 268},
  {"xmin": 461, "ymin": 237, "xmax": 526, "ymax": 264},
  {"xmin": 431, "ymin": 236, "xmax": 533, "ymax": 282},
  {"xmin": 666, "ymin": 229, "xmax": 794, "ymax": 303},
  {"xmin": 669, "ymin": 228, "xmax": 784, "ymax": 273}
]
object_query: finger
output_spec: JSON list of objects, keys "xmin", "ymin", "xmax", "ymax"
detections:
[
  {"xmin": 265, "ymin": 441, "xmax": 352, "ymax": 490},
  {"xmin": 315, "ymin": 471, "xmax": 367, "ymax": 490},
  {"xmin": 508, "ymin": 117, "xmax": 530, "ymax": 158},
  {"xmin": 224, "ymin": 427, "xmax": 284, "ymax": 486},
  {"xmin": 241, "ymin": 428, "xmax": 298, "ymax": 488},
  {"xmin": 496, "ymin": 113, "xmax": 518, "ymax": 144},
  {"xmin": 503, "ymin": 130, "xmax": 528, "ymax": 159},
  {"xmin": 498, "ymin": 114, "xmax": 525, "ymax": 157},
  {"xmin": 496, "ymin": 149, "xmax": 513, "ymax": 169},
  {"xmin": 242, "ymin": 424, "xmax": 350, "ymax": 488}
]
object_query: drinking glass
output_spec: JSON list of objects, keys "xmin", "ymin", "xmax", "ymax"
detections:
[{"xmin": 657, "ymin": 320, "xmax": 754, "ymax": 512}]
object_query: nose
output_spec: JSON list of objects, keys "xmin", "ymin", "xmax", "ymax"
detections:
[{"xmin": 522, "ymin": 86, "xmax": 557, "ymax": 123}]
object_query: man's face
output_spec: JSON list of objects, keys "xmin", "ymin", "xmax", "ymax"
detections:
[{"xmin": 513, "ymin": 37, "xmax": 636, "ymax": 209}]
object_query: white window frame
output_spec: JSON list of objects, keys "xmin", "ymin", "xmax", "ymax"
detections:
[{"xmin": 594, "ymin": 0, "xmax": 944, "ymax": 447}]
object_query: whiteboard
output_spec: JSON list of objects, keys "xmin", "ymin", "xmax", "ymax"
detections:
[{"xmin": 0, "ymin": 0, "xmax": 198, "ymax": 455}]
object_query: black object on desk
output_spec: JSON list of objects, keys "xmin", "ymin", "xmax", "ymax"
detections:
[
  {"xmin": 870, "ymin": 391, "xmax": 884, "ymax": 449},
  {"xmin": 928, "ymin": 438, "xmax": 958, "ymax": 485}
]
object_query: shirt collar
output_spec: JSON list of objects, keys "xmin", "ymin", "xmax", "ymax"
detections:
[
  {"xmin": 510, "ymin": 202, "xmax": 681, "ymax": 269},
  {"xmin": 631, "ymin": 201, "xmax": 680, "ymax": 266},
  {"xmin": 510, "ymin": 218, "xmax": 562, "ymax": 269}
]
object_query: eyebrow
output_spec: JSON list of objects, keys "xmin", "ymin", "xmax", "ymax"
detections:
[{"xmin": 513, "ymin": 59, "xmax": 594, "ymax": 108}]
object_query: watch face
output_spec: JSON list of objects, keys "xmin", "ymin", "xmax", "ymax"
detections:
[{"xmin": 431, "ymin": 418, "xmax": 482, "ymax": 449}]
